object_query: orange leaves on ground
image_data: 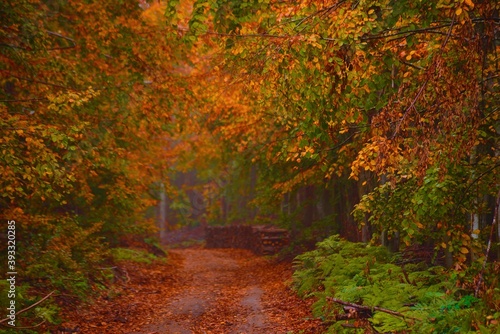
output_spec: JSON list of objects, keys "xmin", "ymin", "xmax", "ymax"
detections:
[{"xmin": 55, "ymin": 246, "xmax": 322, "ymax": 334}]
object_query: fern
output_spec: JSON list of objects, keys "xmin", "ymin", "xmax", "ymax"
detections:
[{"xmin": 292, "ymin": 235, "xmax": 500, "ymax": 333}]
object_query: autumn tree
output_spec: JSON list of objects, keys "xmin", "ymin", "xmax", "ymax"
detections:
[
  {"xmin": 1, "ymin": 0, "xmax": 188, "ymax": 326},
  {"xmin": 166, "ymin": 0, "xmax": 499, "ymax": 262}
]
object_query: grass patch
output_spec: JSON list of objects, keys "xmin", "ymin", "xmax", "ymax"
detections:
[{"xmin": 110, "ymin": 247, "xmax": 161, "ymax": 264}]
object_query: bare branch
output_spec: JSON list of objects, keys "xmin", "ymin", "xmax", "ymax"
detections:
[
  {"xmin": 0, "ymin": 98, "xmax": 47, "ymax": 103},
  {"xmin": 327, "ymin": 297, "xmax": 422, "ymax": 321},
  {"xmin": 0, "ymin": 320, "xmax": 46, "ymax": 329},
  {"xmin": 0, "ymin": 291, "xmax": 56, "ymax": 325},
  {"xmin": 46, "ymin": 30, "xmax": 77, "ymax": 51},
  {"xmin": 391, "ymin": 16, "xmax": 456, "ymax": 139},
  {"xmin": 10, "ymin": 75, "xmax": 76, "ymax": 91}
]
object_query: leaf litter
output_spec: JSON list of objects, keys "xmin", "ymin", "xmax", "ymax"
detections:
[{"xmin": 58, "ymin": 246, "xmax": 323, "ymax": 333}]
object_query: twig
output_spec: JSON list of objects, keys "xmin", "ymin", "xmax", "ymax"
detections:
[
  {"xmin": 400, "ymin": 60, "xmax": 424, "ymax": 71},
  {"xmin": 0, "ymin": 43, "xmax": 30, "ymax": 50},
  {"xmin": 10, "ymin": 75, "xmax": 75, "ymax": 91},
  {"xmin": 391, "ymin": 77, "xmax": 428, "ymax": 139},
  {"xmin": 475, "ymin": 189, "xmax": 500, "ymax": 297},
  {"xmin": 0, "ymin": 290, "xmax": 56, "ymax": 324},
  {"xmin": 391, "ymin": 14, "xmax": 456, "ymax": 140},
  {"xmin": 0, "ymin": 320, "xmax": 45, "ymax": 329},
  {"xmin": 401, "ymin": 265, "xmax": 416, "ymax": 286},
  {"xmin": 361, "ymin": 23, "xmax": 457, "ymax": 40},
  {"xmin": 176, "ymin": 27, "xmax": 292, "ymax": 39},
  {"xmin": 116, "ymin": 267, "xmax": 130, "ymax": 283},
  {"xmin": 294, "ymin": 1, "xmax": 347, "ymax": 33},
  {"xmin": 327, "ymin": 297, "xmax": 422, "ymax": 321},
  {"xmin": 46, "ymin": 30, "xmax": 76, "ymax": 50},
  {"xmin": 0, "ymin": 98, "xmax": 47, "ymax": 103}
]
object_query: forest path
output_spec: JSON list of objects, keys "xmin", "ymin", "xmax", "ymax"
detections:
[
  {"xmin": 129, "ymin": 248, "xmax": 269, "ymax": 333},
  {"xmin": 62, "ymin": 246, "xmax": 322, "ymax": 334}
]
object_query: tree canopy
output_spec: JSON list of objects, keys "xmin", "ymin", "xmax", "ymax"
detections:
[{"xmin": 166, "ymin": 0, "xmax": 499, "ymax": 263}]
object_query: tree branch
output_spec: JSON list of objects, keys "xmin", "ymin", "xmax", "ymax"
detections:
[
  {"xmin": 391, "ymin": 15, "xmax": 456, "ymax": 140},
  {"xmin": 46, "ymin": 30, "xmax": 77, "ymax": 51},
  {"xmin": 0, "ymin": 290, "xmax": 56, "ymax": 325},
  {"xmin": 327, "ymin": 297, "xmax": 422, "ymax": 321},
  {"xmin": 0, "ymin": 98, "xmax": 47, "ymax": 103},
  {"xmin": 0, "ymin": 320, "xmax": 45, "ymax": 329},
  {"xmin": 361, "ymin": 23, "xmax": 460, "ymax": 42},
  {"xmin": 10, "ymin": 75, "xmax": 76, "ymax": 91}
]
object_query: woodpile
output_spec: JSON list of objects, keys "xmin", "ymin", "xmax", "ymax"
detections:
[{"xmin": 205, "ymin": 225, "xmax": 289, "ymax": 255}]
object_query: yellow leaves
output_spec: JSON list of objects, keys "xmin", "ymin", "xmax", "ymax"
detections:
[
  {"xmin": 464, "ymin": 0, "xmax": 474, "ymax": 9},
  {"xmin": 350, "ymin": 136, "xmax": 402, "ymax": 180},
  {"xmin": 285, "ymin": 150, "xmax": 299, "ymax": 162},
  {"xmin": 47, "ymin": 88, "xmax": 100, "ymax": 113},
  {"xmin": 306, "ymin": 34, "xmax": 323, "ymax": 49},
  {"xmin": 231, "ymin": 45, "xmax": 244, "ymax": 56},
  {"xmin": 326, "ymin": 120, "xmax": 337, "ymax": 128},
  {"xmin": 339, "ymin": 127, "xmax": 349, "ymax": 134},
  {"xmin": 339, "ymin": 120, "xmax": 350, "ymax": 134},
  {"xmin": 302, "ymin": 146, "xmax": 315, "ymax": 156},
  {"xmin": 454, "ymin": 0, "xmax": 474, "ymax": 22}
]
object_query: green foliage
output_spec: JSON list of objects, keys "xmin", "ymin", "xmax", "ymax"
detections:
[
  {"xmin": 353, "ymin": 163, "xmax": 496, "ymax": 262},
  {"xmin": 20, "ymin": 216, "xmax": 107, "ymax": 294},
  {"xmin": 110, "ymin": 247, "xmax": 160, "ymax": 264},
  {"xmin": 0, "ymin": 282, "xmax": 60, "ymax": 331},
  {"xmin": 293, "ymin": 236, "xmax": 500, "ymax": 333},
  {"xmin": 34, "ymin": 303, "xmax": 61, "ymax": 326}
]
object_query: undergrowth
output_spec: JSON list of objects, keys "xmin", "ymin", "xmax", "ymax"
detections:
[
  {"xmin": 292, "ymin": 235, "xmax": 500, "ymax": 333},
  {"xmin": 0, "ymin": 218, "xmax": 166, "ymax": 333}
]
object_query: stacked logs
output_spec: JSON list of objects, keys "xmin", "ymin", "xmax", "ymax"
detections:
[{"xmin": 205, "ymin": 225, "xmax": 289, "ymax": 255}]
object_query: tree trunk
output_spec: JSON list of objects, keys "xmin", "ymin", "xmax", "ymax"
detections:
[{"xmin": 157, "ymin": 183, "xmax": 167, "ymax": 241}]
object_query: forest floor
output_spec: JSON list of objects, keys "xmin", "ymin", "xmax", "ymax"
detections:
[{"xmin": 57, "ymin": 231, "xmax": 323, "ymax": 334}]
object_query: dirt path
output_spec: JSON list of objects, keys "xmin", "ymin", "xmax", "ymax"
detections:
[{"xmin": 59, "ymin": 247, "xmax": 323, "ymax": 333}]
